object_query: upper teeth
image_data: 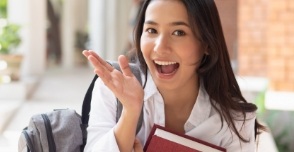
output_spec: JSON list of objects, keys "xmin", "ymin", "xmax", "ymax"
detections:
[{"xmin": 154, "ymin": 61, "xmax": 177, "ymax": 65}]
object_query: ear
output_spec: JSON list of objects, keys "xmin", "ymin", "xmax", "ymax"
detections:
[{"xmin": 202, "ymin": 43, "xmax": 209, "ymax": 55}]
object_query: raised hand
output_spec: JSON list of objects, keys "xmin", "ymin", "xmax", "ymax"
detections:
[{"xmin": 83, "ymin": 50, "xmax": 144, "ymax": 113}]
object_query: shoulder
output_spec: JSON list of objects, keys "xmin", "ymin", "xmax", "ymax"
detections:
[
  {"xmin": 227, "ymin": 110, "xmax": 257, "ymax": 146},
  {"xmin": 210, "ymin": 105, "xmax": 256, "ymax": 130},
  {"xmin": 93, "ymin": 77, "xmax": 117, "ymax": 102},
  {"xmin": 217, "ymin": 110, "xmax": 256, "ymax": 151},
  {"xmin": 232, "ymin": 110, "xmax": 256, "ymax": 121}
]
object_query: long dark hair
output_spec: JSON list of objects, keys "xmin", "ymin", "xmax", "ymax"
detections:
[{"xmin": 134, "ymin": 0, "xmax": 266, "ymax": 142}]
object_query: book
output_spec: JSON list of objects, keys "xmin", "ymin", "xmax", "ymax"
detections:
[{"xmin": 144, "ymin": 124, "xmax": 226, "ymax": 152}]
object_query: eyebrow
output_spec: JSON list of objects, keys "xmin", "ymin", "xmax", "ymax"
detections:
[{"xmin": 144, "ymin": 20, "xmax": 190, "ymax": 27}]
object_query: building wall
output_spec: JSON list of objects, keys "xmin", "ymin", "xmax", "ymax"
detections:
[
  {"xmin": 267, "ymin": 0, "xmax": 294, "ymax": 91},
  {"xmin": 238, "ymin": 0, "xmax": 268, "ymax": 77},
  {"xmin": 238, "ymin": 0, "xmax": 294, "ymax": 91}
]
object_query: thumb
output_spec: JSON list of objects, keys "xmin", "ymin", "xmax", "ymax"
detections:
[
  {"xmin": 118, "ymin": 55, "xmax": 133, "ymax": 77},
  {"xmin": 133, "ymin": 138, "xmax": 144, "ymax": 152}
]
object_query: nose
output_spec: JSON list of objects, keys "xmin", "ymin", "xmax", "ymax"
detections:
[{"xmin": 154, "ymin": 34, "xmax": 171, "ymax": 54}]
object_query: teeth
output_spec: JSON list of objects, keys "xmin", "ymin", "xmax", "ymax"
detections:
[{"xmin": 154, "ymin": 61, "xmax": 177, "ymax": 65}]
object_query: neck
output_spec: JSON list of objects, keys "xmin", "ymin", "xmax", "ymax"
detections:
[
  {"xmin": 160, "ymin": 78, "xmax": 200, "ymax": 110},
  {"xmin": 162, "ymin": 77, "xmax": 200, "ymax": 133}
]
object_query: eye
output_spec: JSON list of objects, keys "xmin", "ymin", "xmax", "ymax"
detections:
[
  {"xmin": 173, "ymin": 30, "xmax": 186, "ymax": 36},
  {"xmin": 146, "ymin": 28, "xmax": 157, "ymax": 34}
]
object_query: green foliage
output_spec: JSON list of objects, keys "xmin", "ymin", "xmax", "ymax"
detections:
[
  {"xmin": 0, "ymin": 0, "xmax": 7, "ymax": 18},
  {"xmin": 255, "ymin": 89, "xmax": 266, "ymax": 116},
  {"xmin": 255, "ymin": 91, "xmax": 294, "ymax": 152},
  {"xmin": 0, "ymin": 23, "xmax": 21, "ymax": 54},
  {"xmin": 263, "ymin": 110, "xmax": 294, "ymax": 152}
]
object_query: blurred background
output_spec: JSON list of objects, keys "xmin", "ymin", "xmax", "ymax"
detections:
[{"xmin": 0, "ymin": 0, "xmax": 293, "ymax": 151}]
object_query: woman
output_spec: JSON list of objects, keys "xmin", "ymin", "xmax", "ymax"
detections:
[{"xmin": 83, "ymin": 0, "xmax": 265, "ymax": 151}]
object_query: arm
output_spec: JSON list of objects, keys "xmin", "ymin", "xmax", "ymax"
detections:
[
  {"xmin": 83, "ymin": 50, "xmax": 144, "ymax": 152},
  {"xmin": 133, "ymin": 138, "xmax": 144, "ymax": 152},
  {"xmin": 84, "ymin": 78, "xmax": 119, "ymax": 151}
]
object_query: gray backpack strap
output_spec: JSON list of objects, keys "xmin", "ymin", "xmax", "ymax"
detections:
[{"xmin": 112, "ymin": 62, "xmax": 143, "ymax": 134}]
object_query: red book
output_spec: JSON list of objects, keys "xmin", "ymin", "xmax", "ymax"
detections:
[{"xmin": 144, "ymin": 124, "xmax": 226, "ymax": 152}]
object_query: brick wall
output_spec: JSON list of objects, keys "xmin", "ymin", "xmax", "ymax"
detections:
[
  {"xmin": 267, "ymin": 0, "xmax": 294, "ymax": 91},
  {"xmin": 238, "ymin": 0, "xmax": 268, "ymax": 76},
  {"xmin": 237, "ymin": 0, "xmax": 294, "ymax": 91}
]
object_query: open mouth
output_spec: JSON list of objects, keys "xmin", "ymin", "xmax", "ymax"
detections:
[{"xmin": 154, "ymin": 60, "xmax": 179, "ymax": 75}]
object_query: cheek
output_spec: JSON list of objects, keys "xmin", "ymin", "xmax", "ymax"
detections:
[
  {"xmin": 140, "ymin": 37, "xmax": 152, "ymax": 57},
  {"xmin": 184, "ymin": 43, "xmax": 204, "ymax": 56},
  {"xmin": 140, "ymin": 38, "xmax": 145, "ymax": 53},
  {"xmin": 140, "ymin": 40, "xmax": 147, "ymax": 58},
  {"xmin": 180, "ymin": 45, "xmax": 204, "ymax": 66}
]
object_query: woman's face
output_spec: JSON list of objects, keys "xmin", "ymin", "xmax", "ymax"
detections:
[{"xmin": 140, "ymin": 0, "xmax": 205, "ymax": 91}]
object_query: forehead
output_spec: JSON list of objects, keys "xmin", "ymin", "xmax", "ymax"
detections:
[{"xmin": 145, "ymin": 0, "xmax": 189, "ymax": 22}]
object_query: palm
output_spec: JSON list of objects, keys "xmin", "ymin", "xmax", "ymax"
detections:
[
  {"xmin": 105, "ymin": 68, "xmax": 143, "ymax": 108},
  {"xmin": 83, "ymin": 50, "xmax": 144, "ymax": 111}
]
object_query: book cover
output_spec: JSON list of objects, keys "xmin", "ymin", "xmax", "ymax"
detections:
[{"xmin": 144, "ymin": 124, "xmax": 226, "ymax": 152}]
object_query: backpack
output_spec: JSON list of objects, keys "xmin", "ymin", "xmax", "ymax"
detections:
[{"xmin": 18, "ymin": 62, "xmax": 144, "ymax": 152}]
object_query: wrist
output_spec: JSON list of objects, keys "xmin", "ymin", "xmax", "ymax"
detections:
[
  {"xmin": 122, "ymin": 104, "xmax": 142, "ymax": 121},
  {"xmin": 122, "ymin": 98, "xmax": 143, "ymax": 117},
  {"xmin": 114, "ymin": 107, "xmax": 142, "ymax": 152}
]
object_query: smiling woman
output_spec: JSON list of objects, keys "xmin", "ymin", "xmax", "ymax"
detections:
[
  {"xmin": 83, "ymin": 0, "xmax": 266, "ymax": 152},
  {"xmin": 140, "ymin": 0, "xmax": 203, "ymax": 94}
]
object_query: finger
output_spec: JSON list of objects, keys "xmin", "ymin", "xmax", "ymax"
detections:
[
  {"xmin": 118, "ymin": 55, "xmax": 133, "ymax": 77},
  {"xmin": 87, "ymin": 55, "xmax": 106, "ymax": 71},
  {"xmin": 86, "ymin": 54, "xmax": 112, "ymax": 76},
  {"xmin": 83, "ymin": 50, "xmax": 101, "ymax": 65},
  {"xmin": 88, "ymin": 50, "xmax": 114, "ymax": 71},
  {"xmin": 91, "ymin": 58, "xmax": 114, "ymax": 87},
  {"xmin": 82, "ymin": 50, "xmax": 90, "ymax": 57},
  {"xmin": 85, "ymin": 51, "xmax": 117, "ymax": 87},
  {"xmin": 94, "ymin": 68, "xmax": 116, "ymax": 90},
  {"xmin": 133, "ymin": 138, "xmax": 144, "ymax": 152}
]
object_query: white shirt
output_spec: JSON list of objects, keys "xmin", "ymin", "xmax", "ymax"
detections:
[{"xmin": 84, "ymin": 72, "xmax": 256, "ymax": 152}]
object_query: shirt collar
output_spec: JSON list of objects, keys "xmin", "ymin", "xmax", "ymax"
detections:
[
  {"xmin": 186, "ymin": 83, "xmax": 211, "ymax": 128},
  {"xmin": 142, "ymin": 71, "xmax": 212, "ymax": 128}
]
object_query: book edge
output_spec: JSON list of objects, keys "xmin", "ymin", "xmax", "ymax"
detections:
[
  {"xmin": 155, "ymin": 128, "xmax": 222, "ymax": 152},
  {"xmin": 144, "ymin": 124, "xmax": 226, "ymax": 152}
]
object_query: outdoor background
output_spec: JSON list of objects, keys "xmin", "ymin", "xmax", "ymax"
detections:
[{"xmin": 0, "ymin": 0, "xmax": 293, "ymax": 152}]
